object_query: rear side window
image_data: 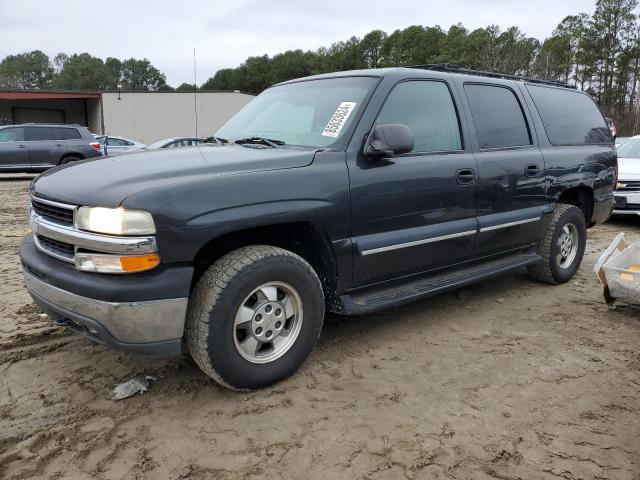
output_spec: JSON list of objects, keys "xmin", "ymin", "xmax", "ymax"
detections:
[
  {"xmin": 0, "ymin": 127, "xmax": 25, "ymax": 142},
  {"xmin": 464, "ymin": 84, "xmax": 531, "ymax": 149},
  {"xmin": 28, "ymin": 127, "xmax": 57, "ymax": 141},
  {"xmin": 526, "ymin": 85, "xmax": 610, "ymax": 145},
  {"xmin": 376, "ymin": 80, "xmax": 462, "ymax": 153}
]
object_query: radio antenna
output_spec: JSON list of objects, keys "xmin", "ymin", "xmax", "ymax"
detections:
[{"xmin": 193, "ymin": 47, "xmax": 198, "ymax": 137}]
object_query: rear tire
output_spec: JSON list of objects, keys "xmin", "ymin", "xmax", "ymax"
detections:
[
  {"xmin": 185, "ymin": 245, "xmax": 325, "ymax": 390},
  {"xmin": 59, "ymin": 156, "xmax": 81, "ymax": 165},
  {"xmin": 527, "ymin": 204, "xmax": 587, "ymax": 284}
]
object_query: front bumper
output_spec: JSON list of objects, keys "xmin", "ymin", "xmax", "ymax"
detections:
[
  {"xmin": 20, "ymin": 235, "xmax": 192, "ymax": 356},
  {"xmin": 613, "ymin": 191, "xmax": 640, "ymax": 216}
]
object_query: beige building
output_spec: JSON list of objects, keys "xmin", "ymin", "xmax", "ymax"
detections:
[{"xmin": 0, "ymin": 90, "xmax": 254, "ymax": 144}]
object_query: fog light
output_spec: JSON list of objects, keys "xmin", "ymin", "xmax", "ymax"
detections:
[{"xmin": 75, "ymin": 253, "xmax": 160, "ymax": 273}]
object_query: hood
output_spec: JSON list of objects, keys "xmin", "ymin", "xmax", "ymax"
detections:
[
  {"xmin": 618, "ymin": 157, "xmax": 640, "ymax": 181},
  {"xmin": 31, "ymin": 145, "xmax": 315, "ymax": 206}
]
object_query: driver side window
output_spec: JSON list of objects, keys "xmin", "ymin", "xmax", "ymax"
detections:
[{"xmin": 377, "ymin": 81, "xmax": 462, "ymax": 154}]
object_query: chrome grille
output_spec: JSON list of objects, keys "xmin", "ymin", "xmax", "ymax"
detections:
[
  {"xmin": 618, "ymin": 181, "xmax": 640, "ymax": 192},
  {"xmin": 31, "ymin": 198, "xmax": 74, "ymax": 225},
  {"xmin": 36, "ymin": 235, "xmax": 74, "ymax": 260}
]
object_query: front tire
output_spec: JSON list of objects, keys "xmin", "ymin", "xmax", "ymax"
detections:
[
  {"xmin": 527, "ymin": 204, "xmax": 587, "ymax": 284},
  {"xmin": 185, "ymin": 245, "xmax": 325, "ymax": 390}
]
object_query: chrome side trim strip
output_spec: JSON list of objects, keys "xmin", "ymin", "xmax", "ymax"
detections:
[
  {"xmin": 361, "ymin": 229, "xmax": 477, "ymax": 256},
  {"xmin": 24, "ymin": 271, "xmax": 187, "ymax": 343},
  {"xmin": 479, "ymin": 217, "xmax": 540, "ymax": 233},
  {"xmin": 30, "ymin": 213, "xmax": 157, "ymax": 255}
]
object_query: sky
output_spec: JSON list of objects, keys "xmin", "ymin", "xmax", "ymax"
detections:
[{"xmin": 0, "ymin": 0, "xmax": 593, "ymax": 87}]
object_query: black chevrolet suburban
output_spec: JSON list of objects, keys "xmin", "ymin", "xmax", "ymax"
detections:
[{"xmin": 20, "ymin": 66, "xmax": 616, "ymax": 390}]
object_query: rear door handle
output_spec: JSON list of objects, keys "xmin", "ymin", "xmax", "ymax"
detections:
[
  {"xmin": 456, "ymin": 168, "xmax": 476, "ymax": 185},
  {"xmin": 18, "ymin": 144, "xmax": 27, "ymax": 149},
  {"xmin": 525, "ymin": 164, "xmax": 540, "ymax": 177}
]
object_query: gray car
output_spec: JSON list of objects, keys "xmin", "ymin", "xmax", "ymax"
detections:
[{"xmin": 0, "ymin": 124, "xmax": 102, "ymax": 173}]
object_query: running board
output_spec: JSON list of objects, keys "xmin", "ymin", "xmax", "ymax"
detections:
[{"xmin": 340, "ymin": 252, "xmax": 541, "ymax": 314}]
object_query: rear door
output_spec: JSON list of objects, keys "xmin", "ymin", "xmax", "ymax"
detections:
[
  {"xmin": 0, "ymin": 127, "xmax": 28, "ymax": 169},
  {"xmin": 26, "ymin": 126, "xmax": 63, "ymax": 167},
  {"xmin": 348, "ymin": 79, "xmax": 478, "ymax": 286},
  {"xmin": 462, "ymin": 82, "xmax": 547, "ymax": 257}
]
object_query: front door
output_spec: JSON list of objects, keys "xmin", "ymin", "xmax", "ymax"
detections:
[
  {"xmin": 461, "ymin": 83, "xmax": 547, "ymax": 257},
  {"xmin": 0, "ymin": 127, "xmax": 28, "ymax": 170},
  {"xmin": 348, "ymin": 79, "xmax": 478, "ymax": 286}
]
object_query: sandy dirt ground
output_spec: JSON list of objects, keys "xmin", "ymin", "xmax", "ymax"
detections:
[{"xmin": 0, "ymin": 178, "xmax": 639, "ymax": 480}]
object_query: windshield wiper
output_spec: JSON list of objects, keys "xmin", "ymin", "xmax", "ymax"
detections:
[{"xmin": 233, "ymin": 137, "xmax": 285, "ymax": 148}]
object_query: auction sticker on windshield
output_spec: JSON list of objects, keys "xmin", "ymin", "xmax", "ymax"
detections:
[{"xmin": 322, "ymin": 102, "xmax": 357, "ymax": 138}]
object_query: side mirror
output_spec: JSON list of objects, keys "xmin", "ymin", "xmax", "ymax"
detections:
[{"xmin": 365, "ymin": 124, "xmax": 413, "ymax": 159}]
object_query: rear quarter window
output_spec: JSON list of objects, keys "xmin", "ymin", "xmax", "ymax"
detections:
[
  {"xmin": 526, "ymin": 85, "xmax": 610, "ymax": 146},
  {"xmin": 59, "ymin": 128, "xmax": 82, "ymax": 140}
]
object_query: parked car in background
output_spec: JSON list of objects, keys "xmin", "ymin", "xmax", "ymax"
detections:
[
  {"xmin": 144, "ymin": 137, "xmax": 205, "ymax": 150},
  {"xmin": 0, "ymin": 124, "xmax": 101, "ymax": 172},
  {"xmin": 613, "ymin": 135, "xmax": 640, "ymax": 216},
  {"xmin": 95, "ymin": 135, "xmax": 146, "ymax": 155},
  {"xmin": 616, "ymin": 136, "xmax": 630, "ymax": 146}
]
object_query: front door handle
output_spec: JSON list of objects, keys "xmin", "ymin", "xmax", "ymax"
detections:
[
  {"xmin": 18, "ymin": 144, "xmax": 27, "ymax": 149},
  {"xmin": 525, "ymin": 164, "xmax": 540, "ymax": 177},
  {"xmin": 456, "ymin": 168, "xmax": 476, "ymax": 185}
]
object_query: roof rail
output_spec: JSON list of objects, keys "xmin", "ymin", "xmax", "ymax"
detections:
[{"xmin": 405, "ymin": 64, "xmax": 577, "ymax": 89}]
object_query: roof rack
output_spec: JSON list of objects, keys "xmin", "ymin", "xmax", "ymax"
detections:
[{"xmin": 405, "ymin": 64, "xmax": 577, "ymax": 89}]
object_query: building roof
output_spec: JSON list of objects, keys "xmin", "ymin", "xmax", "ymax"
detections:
[{"xmin": 0, "ymin": 89, "xmax": 100, "ymax": 100}]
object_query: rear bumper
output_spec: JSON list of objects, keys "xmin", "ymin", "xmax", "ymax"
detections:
[{"xmin": 20, "ymin": 235, "xmax": 192, "ymax": 357}]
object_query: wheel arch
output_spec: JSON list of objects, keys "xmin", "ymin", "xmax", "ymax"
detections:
[
  {"xmin": 59, "ymin": 152, "xmax": 85, "ymax": 164},
  {"xmin": 191, "ymin": 221, "xmax": 340, "ymax": 311},
  {"xmin": 556, "ymin": 186, "xmax": 595, "ymax": 226}
]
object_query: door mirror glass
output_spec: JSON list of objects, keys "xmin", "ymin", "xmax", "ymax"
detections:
[{"xmin": 365, "ymin": 124, "xmax": 413, "ymax": 159}]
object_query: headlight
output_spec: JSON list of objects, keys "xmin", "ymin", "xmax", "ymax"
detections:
[{"xmin": 76, "ymin": 207, "xmax": 155, "ymax": 236}]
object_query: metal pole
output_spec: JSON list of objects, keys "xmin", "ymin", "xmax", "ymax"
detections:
[{"xmin": 193, "ymin": 48, "xmax": 198, "ymax": 138}]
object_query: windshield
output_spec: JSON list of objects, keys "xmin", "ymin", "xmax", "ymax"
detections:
[
  {"xmin": 617, "ymin": 137, "xmax": 640, "ymax": 158},
  {"xmin": 145, "ymin": 139, "xmax": 172, "ymax": 149},
  {"xmin": 215, "ymin": 76, "xmax": 378, "ymax": 149}
]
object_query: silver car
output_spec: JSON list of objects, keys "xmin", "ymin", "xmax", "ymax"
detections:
[
  {"xmin": 613, "ymin": 135, "xmax": 640, "ymax": 216},
  {"xmin": 144, "ymin": 137, "xmax": 205, "ymax": 150},
  {"xmin": 95, "ymin": 135, "xmax": 146, "ymax": 155}
]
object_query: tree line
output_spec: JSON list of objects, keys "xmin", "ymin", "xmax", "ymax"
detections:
[
  {"xmin": 0, "ymin": 52, "xmax": 173, "ymax": 92},
  {"xmin": 1, "ymin": 0, "xmax": 639, "ymax": 132},
  {"xmin": 202, "ymin": 0, "xmax": 640, "ymax": 133}
]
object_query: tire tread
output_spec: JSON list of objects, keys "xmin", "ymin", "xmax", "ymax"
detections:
[
  {"xmin": 527, "ymin": 203, "xmax": 585, "ymax": 284},
  {"xmin": 185, "ymin": 245, "xmax": 322, "ymax": 390}
]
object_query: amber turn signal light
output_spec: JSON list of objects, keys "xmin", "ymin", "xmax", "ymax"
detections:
[{"xmin": 75, "ymin": 252, "xmax": 160, "ymax": 274}]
